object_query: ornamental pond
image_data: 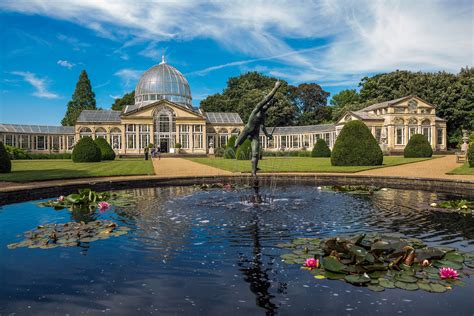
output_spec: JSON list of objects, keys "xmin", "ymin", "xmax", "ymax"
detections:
[{"xmin": 0, "ymin": 184, "xmax": 473, "ymax": 315}]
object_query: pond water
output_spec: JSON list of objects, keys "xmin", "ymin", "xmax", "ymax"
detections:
[{"xmin": 0, "ymin": 185, "xmax": 473, "ymax": 315}]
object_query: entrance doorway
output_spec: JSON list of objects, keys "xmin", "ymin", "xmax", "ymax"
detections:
[{"xmin": 159, "ymin": 138, "xmax": 169, "ymax": 153}]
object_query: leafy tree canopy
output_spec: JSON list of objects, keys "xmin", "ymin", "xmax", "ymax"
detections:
[
  {"xmin": 62, "ymin": 70, "xmax": 97, "ymax": 126},
  {"xmin": 111, "ymin": 91, "xmax": 135, "ymax": 111}
]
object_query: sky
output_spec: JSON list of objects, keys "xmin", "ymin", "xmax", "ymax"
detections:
[{"xmin": 0, "ymin": 0, "xmax": 472, "ymax": 126}]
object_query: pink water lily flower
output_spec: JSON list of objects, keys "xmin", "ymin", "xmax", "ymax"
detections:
[
  {"xmin": 57, "ymin": 196, "xmax": 65, "ymax": 202},
  {"xmin": 97, "ymin": 201, "xmax": 110, "ymax": 212},
  {"xmin": 439, "ymin": 267, "xmax": 459, "ymax": 279},
  {"xmin": 304, "ymin": 258, "xmax": 319, "ymax": 269}
]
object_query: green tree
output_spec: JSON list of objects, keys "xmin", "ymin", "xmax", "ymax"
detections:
[
  {"xmin": 289, "ymin": 83, "xmax": 331, "ymax": 125},
  {"xmin": 111, "ymin": 91, "xmax": 135, "ymax": 111},
  {"xmin": 330, "ymin": 89, "xmax": 362, "ymax": 121},
  {"xmin": 62, "ymin": 70, "xmax": 97, "ymax": 126},
  {"xmin": 200, "ymin": 72, "xmax": 298, "ymax": 126},
  {"xmin": 0, "ymin": 142, "xmax": 12, "ymax": 173}
]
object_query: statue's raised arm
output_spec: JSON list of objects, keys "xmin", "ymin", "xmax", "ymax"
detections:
[{"xmin": 251, "ymin": 81, "xmax": 281, "ymax": 115}]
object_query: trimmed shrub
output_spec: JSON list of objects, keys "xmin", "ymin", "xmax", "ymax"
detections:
[
  {"xmin": 404, "ymin": 134, "xmax": 433, "ymax": 158},
  {"xmin": 311, "ymin": 139, "xmax": 331, "ymax": 157},
  {"xmin": 0, "ymin": 142, "xmax": 12, "ymax": 173},
  {"xmin": 5, "ymin": 145, "xmax": 31, "ymax": 160},
  {"xmin": 72, "ymin": 137, "xmax": 101, "ymax": 162},
  {"xmin": 94, "ymin": 137, "xmax": 116, "ymax": 160},
  {"xmin": 236, "ymin": 139, "xmax": 252, "ymax": 160},
  {"xmin": 468, "ymin": 144, "xmax": 474, "ymax": 167},
  {"xmin": 223, "ymin": 135, "xmax": 237, "ymax": 159},
  {"xmin": 331, "ymin": 120, "xmax": 383, "ymax": 166}
]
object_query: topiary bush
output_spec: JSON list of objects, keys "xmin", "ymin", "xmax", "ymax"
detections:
[
  {"xmin": 214, "ymin": 147, "xmax": 225, "ymax": 157},
  {"xmin": 468, "ymin": 143, "xmax": 474, "ymax": 167},
  {"xmin": 404, "ymin": 134, "xmax": 433, "ymax": 158},
  {"xmin": 72, "ymin": 137, "xmax": 102, "ymax": 162},
  {"xmin": 223, "ymin": 135, "xmax": 237, "ymax": 159},
  {"xmin": 94, "ymin": 137, "xmax": 116, "ymax": 160},
  {"xmin": 331, "ymin": 120, "xmax": 383, "ymax": 166},
  {"xmin": 312, "ymin": 139, "xmax": 331, "ymax": 157},
  {"xmin": 29, "ymin": 153, "xmax": 72, "ymax": 159},
  {"xmin": 0, "ymin": 142, "xmax": 12, "ymax": 173},
  {"xmin": 236, "ymin": 139, "xmax": 252, "ymax": 160}
]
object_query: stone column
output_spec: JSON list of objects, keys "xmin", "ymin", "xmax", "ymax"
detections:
[
  {"xmin": 150, "ymin": 124, "xmax": 154, "ymax": 147},
  {"xmin": 431, "ymin": 123, "xmax": 436, "ymax": 149},
  {"xmin": 404, "ymin": 125, "xmax": 409, "ymax": 145},
  {"xmin": 190, "ymin": 124, "xmax": 194, "ymax": 153},
  {"xmin": 135, "ymin": 125, "xmax": 140, "ymax": 153},
  {"xmin": 121, "ymin": 126, "xmax": 126, "ymax": 154},
  {"xmin": 202, "ymin": 124, "xmax": 207, "ymax": 153}
]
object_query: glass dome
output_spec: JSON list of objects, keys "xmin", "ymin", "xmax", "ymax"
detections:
[{"xmin": 135, "ymin": 57, "xmax": 192, "ymax": 108}]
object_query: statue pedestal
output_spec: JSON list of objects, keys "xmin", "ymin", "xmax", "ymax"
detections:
[{"xmin": 209, "ymin": 147, "xmax": 214, "ymax": 155}]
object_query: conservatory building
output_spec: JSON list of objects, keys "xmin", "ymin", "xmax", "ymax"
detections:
[{"xmin": 0, "ymin": 58, "xmax": 446, "ymax": 155}]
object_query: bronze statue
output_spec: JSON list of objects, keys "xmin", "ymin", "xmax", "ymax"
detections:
[{"xmin": 235, "ymin": 81, "xmax": 281, "ymax": 177}]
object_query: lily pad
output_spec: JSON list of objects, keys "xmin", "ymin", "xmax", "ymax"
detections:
[
  {"xmin": 429, "ymin": 283, "xmax": 447, "ymax": 293},
  {"xmin": 322, "ymin": 256, "xmax": 348, "ymax": 273},
  {"xmin": 378, "ymin": 278, "xmax": 395, "ymax": 288},
  {"xmin": 345, "ymin": 274, "xmax": 371, "ymax": 284},
  {"xmin": 394, "ymin": 273, "xmax": 418, "ymax": 283},
  {"xmin": 368, "ymin": 285, "xmax": 385, "ymax": 292},
  {"xmin": 314, "ymin": 275, "xmax": 326, "ymax": 280},
  {"xmin": 394, "ymin": 281, "xmax": 418, "ymax": 291},
  {"xmin": 443, "ymin": 252, "xmax": 464, "ymax": 263},
  {"xmin": 324, "ymin": 271, "xmax": 346, "ymax": 280},
  {"xmin": 432, "ymin": 260, "xmax": 463, "ymax": 270}
]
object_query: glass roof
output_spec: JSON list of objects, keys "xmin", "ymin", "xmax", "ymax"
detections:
[
  {"xmin": 205, "ymin": 112, "xmax": 243, "ymax": 124},
  {"xmin": 76, "ymin": 110, "xmax": 121, "ymax": 123},
  {"xmin": 135, "ymin": 58, "xmax": 192, "ymax": 109},
  {"xmin": 0, "ymin": 123, "xmax": 75, "ymax": 134}
]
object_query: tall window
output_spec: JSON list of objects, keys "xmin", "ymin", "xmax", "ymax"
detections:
[
  {"xmin": 291, "ymin": 135, "xmax": 299, "ymax": 148},
  {"xmin": 375, "ymin": 127, "xmax": 382, "ymax": 144},
  {"xmin": 51, "ymin": 136, "xmax": 60, "ymax": 151},
  {"xmin": 126, "ymin": 124, "xmax": 136, "ymax": 149},
  {"xmin": 180, "ymin": 125, "xmax": 190, "ymax": 149},
  {"xmin": 159, "ymin": 114, "xmax": 170, "ymax": 132},
  {"xmin": 436, "ymin": 128, "xmax": 443, "ymax": 146},
  {"xmin": 139, "ymin": 125, "xmax": 150, "ymax": 149},
  {"xmin": 110, "ymin": 128, "xmax": 121, "ymax": 150},
  {"xmin": 303, "ymin": 135, "xmax": 310, "ymax": 148},
  {"xmin": 5, "ymin": 134, "xmax": 14, "ymax": 146},
  {"xmin": 37, "ymin": 135, "xmax": 47, "ymax": 150},
  {"xmin": 281, "ymin": 135, "xmax": 288, "ymax": 148},
  {"xmin": 218, "ymin": 128, "xmax": 228, "ymax": 147},
  {"xmin": 396, "ymin": 127, "xmax": 404, "ymax": 145},
  {"xmin": 422, "ymin": 120, "xmax": 431, "ymax": 144},
  {"xmin": 193, "ymin": 125, "xmax": 203, "ymax": 149},
  {"xmin": 67, "ymin": 135, "xmax": 75, "ymax": 150},
  {"xmin": 19, "ymin": 135, "xmax": 29, "ymax": 149},
  {"xmin": 324, "ymin": 133, "xmax": 330, "ymax": 145}
]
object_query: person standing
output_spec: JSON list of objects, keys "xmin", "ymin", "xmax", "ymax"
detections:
[
  {"xmin": 151, "ymin": 147, "xmax": 156, "ymax": 158},
  {"xmin": 156, "ymin": 145, "xmax": 161, "ymax": 160},
  {"xmin": 144, "ymin": 147, "xmax": 149, "ymax": 160}
]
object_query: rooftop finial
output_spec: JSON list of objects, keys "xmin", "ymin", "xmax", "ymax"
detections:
[{"xmin": 160, "ymin": 55, "xmax": 166, "ymax": 64}]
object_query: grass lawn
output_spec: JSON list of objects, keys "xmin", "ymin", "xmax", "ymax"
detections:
[
  {"xmin": 447, "ymin": 163, "xmax": 474, "ymax": 175},
  {"xmin": 186, "ymin": 156, "xmax": 432, "ymax": 173},
  {"xmin": 0, "ymin": 159, "xmax": 155, "ymax": 182}
]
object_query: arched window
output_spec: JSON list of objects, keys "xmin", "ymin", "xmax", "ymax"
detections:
[
  {"xmin": 421, "ymin": 119, "xmax": 431, "ymax": 144},
  {"xmin": 218, "ymin": 128, "xmax": 229, "ymax": 147},
  {"xmin": 79, "ymin": 127, "xmax": 92, "ymax": 138},
  {"xmin": 110, "ymin": 127, "xmax": 122, "ymax": 150},
  {"xmin": 408, "ymin": 118, "xmax": 417, "ymax": 139},
  {"xmin": 394, "ymin": 118, "xmax": 405, "ymax": 145},
  {"xmin": 95, "ymin": 127, "xmax": 107, "ymax": 139},
  {"xmin": 154, "ymin": 106, "xmax": 176, "ymax": 151}
]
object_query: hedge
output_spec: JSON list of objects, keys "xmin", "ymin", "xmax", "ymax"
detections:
[
  {"xmin": 5, "ymin": 145, "xmax": 31, "ymax": 160},
  {"xmin": 94, "ymin": 138, "xmax": 116, "ymax": 160},
  {"xmin": 29, "ymin": 153, "xmax": 72, "ymax": 159},
  {"xmin": 468, "ymin": 144, "xmax": 474, "ymax": 167},
  {"xmin": 236, "ymin": 139, "xmax": 252, "ymax": 160},
  {"xmin": 72, "ymin": 137, "xmax": 102, "ymax": 162},
  {"xmin": 331, "ymin": 120, "xmax": 383, "ymax": 166},
  {"xmin": 262, "ymin": 150, "xmax": 311, "ymax": 157},
  {"xmin": 0, "ymin": 142, "xmax": 11, "ymax": 173},
  {"xmin": 404, "ymin": 134, "xmax": 433, "ymax": 158},
  {"xmin": 223, "ymin": 135, "xmax": 237, "ymax": 159},
  {"xmin": 311, "ymin": 139, "xmax": 331, "ymax": 157}
]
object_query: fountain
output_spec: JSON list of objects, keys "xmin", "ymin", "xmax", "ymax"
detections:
[{"xmin": 235, "ymin": 80, "xmax": 281, "ymax": 204}]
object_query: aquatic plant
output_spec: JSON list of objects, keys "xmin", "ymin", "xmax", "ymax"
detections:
[
  {"xmin": 304, "ymin": 258, "xmax": 319, "ymax": 269},
  {"xmin": 430, "ymin": 200, "xmax": 474, "ymax": 215},
  {"xmin": 97, "ymin": 201, "xmax": 110, "ymax": 212},
  {"xmin": 38, "ymin": 188, "xmax": 133, "ymax": 211},
  {"xmin": 7, "ymin": 220, "xmax": 130, "ymax": 250},
  {"xmin": 322, "ymin": 185, "xmax": 381, "ymax": 195},
  {"xmin": 439, "ymin": 267, "xmax": 459, "ymax": 279},
  {"xmin": 278, "ymin": 233, "xmax": 474, "ymax": 293}
]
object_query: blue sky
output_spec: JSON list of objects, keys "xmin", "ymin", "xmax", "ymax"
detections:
[{"xmin": 0, "ymin": 0, "xmax": 472, "ymax": 125}]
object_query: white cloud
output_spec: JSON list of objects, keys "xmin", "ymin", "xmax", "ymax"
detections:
[
  {"xmin": 114, "ymin": 68, "xmax": 143, "ymax": 87},
  {"xmin": 57, "ymin": 59, "xmax": 74, "ymax": 69},
  {"xmin": 1, "ymin": 0, "xmax": 472, "ymax": 86},
  {"xmin": 11, "ymin": 71, "xmax": 59, "ymax": 99},
  {"xmin": 57, "ymin": 33, "xmax": 90, "ymax": 51}
]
